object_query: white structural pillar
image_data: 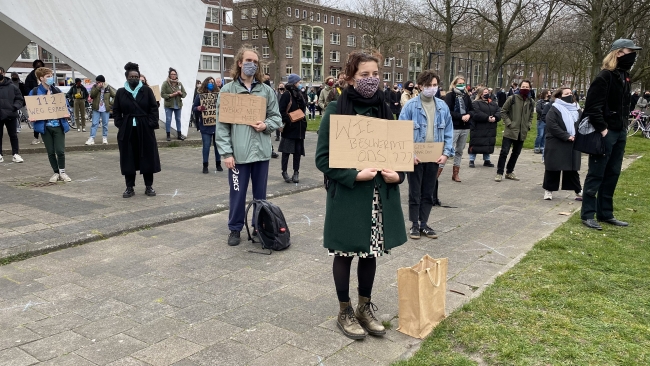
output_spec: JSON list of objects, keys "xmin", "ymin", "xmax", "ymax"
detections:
[{"xmin": 0, "ymin": 0, "xmax": 206, "ymax": 136}]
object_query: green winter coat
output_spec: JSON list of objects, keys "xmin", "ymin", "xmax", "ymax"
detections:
[
  {"xmin": 90, "ymin": 84, "xmax": 116, "ymax": 111},
  {"xmin": 161, "ymin": 80, "xmax": 187, "ymax": 109},
  {"xmin": 315, "ymin": 101, "xmax": 408, "ymax": 254},
  {"xmin": 501, "ymin": 94, "xmax": 535, "ymax": 141}
]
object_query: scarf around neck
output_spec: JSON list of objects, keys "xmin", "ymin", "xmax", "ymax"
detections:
[
  {"xmin": 335, "ymin": 86, "xmax": 393, "ymax": 119},
  {"xmin": 553, "ymin": 99, "xmax": 579, "ymax": 136},
  {"xmin": 124, "ymin": 81, "xmax": 143, "ymax": 98},
  {"xmin": 453, "ymin": 88, "xmax": 467, "ymax": 114},
  {"xmin": 167, "ymin": 77, "xmax": 180, "ymax": 92}
]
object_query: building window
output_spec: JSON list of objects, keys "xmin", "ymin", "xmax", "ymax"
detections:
[
  {"xmin": 330, "ymin": 32, "xmax": 340, "ymax": 45},
  {"xmin": 347, "ymin": 34, "xmax": 356, "ymax": 47},
  {"xmin": 253, "ymin": 45, "xmax": 259, "ymax": 52},
  {"xmin": 396, "ymin": 73, "xmax": 403, "ymax": 82},
  {"xmin": 263, "ymin": 64, "xmax": 270, "ymax": 74},
  {"xmin": 323, "ymin": 14, "xmax": 327, "ymax": 23},
  {"xmin": 262, "ymin": 30, "xmax": 267, "ymax": 39},
  {"xmin": 287, "ymin": 7, "xmax": 291, "ymax": 16},
  {"xmin": 353, "ymin": 20, "xmax": 357, "ymax": 28},
  {"xmin": 384, "ymin": 58, "xmax": 391, "ymax": 67},
  {"xmin": 330, "ymin": 67, "xmax": 341, "ymax": 76},
  {"xmin": 286, "ymin": 46, "xmax": 293, "ymax": 58},
  {"xmin": 19, "ymin": 42, "xmax": 39, "ymax": 60},
  {"xmin": 337, "ymin": 17, "xmax": 340, "ymax": 25},
  {"xmin": 330, "ymin": 15, "xmax": 334, "ymax": 24},
  {"xmin": 241, "ymin": 8, "xmax": 248, "ymax": 19},
  {"xmin": 241, "ymin": 28, "xmax": 248, "ymax": 40},
  {"xmin": 262, "ymin": 7, "xmax": 268, "ymax": 17},
  {"xmin": 295, "ymin": 9, "xmax": 299, "ymax": 18},
  {"xmin": 252, "ymin": 28, "xmax": 259, "ymax": 39},
  {"xmin": 286, "ymin": 26, "xmax": 293, "ymax": 38},
  {"xmin": 41, "ymin": 49, "xmax": 60, "ymax": 63},
  {"xmin": 383, "ymin": 72, "xmax": 391, "ymax": 81},
  {"xmin": 310, "ymin": 12, "xmax": 314, "ymax": 20},
  {"xmin": 396, "ymin": 44, "xmax": 404, "ymax": 53},
  {"xmin": 251, "ymin": 8, "xmax": 258, "ymax": 18},
  {"xmin": 347, "ymin": 19, "xmax": 351, "ymax": 27},
  {"xmin": 317, "ymin": 13, "xmax": 321, "ymax": 22},
  {"xmin": 303, "ymin": 10, "xmax": 307, "ymax": 19},
  {"xmin": 206, "ymin": 7, "xmax": 220, "ymax": 24},
  {"xmin": 286, "ymin": 65, "xmax": 293, "ymax": 74},
  {"xmin": 203, "ymin": 31, "xmax": 220, "ymax": 47},
  {"xmin": 262, "ymin": 46, "xmax": 270, "ymax": 58},
  {"xmin": 396, "ymin": 58, "xmax": 403, "ymax": 67},
  {"xmin": 330, "ymin": 50, "xmax": 340, "ymax": 62},
  {"xmin": 201, "ymin": 55, "xmax": 221, "ymax": 71}
]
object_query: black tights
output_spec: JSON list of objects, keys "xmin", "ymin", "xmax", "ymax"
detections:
[
  {"xmin": 281, "ymin": 153, "xmax": 301, "ymax": 173},
  {"xmin": 333, "ymin": 256, "xmax": 377, "ymax": 302}
]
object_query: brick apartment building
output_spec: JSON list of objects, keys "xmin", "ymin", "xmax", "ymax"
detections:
[{"xmin": 233, "ymin": 0, "xmax": 425, "ymax": 87}]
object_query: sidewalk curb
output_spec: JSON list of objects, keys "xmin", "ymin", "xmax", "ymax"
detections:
[
  {"xmin": 0, "ymin": 182, "xmax": 324, "ymax": 264},
  {"xmin": 18, "ymin": 139, "xmax": 203, "ymax": 154}
]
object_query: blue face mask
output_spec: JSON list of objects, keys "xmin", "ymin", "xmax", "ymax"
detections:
[
  {"xmin": 296, "ymin": 83, "xmax": 302, "ymax": 90},
  {"xmin": 45, "ymin": 77, "xmax": 54, "ymax": 85},
  {"xmin": 207, "ymin": 83, "xmax": 214, "ymax": 91}
]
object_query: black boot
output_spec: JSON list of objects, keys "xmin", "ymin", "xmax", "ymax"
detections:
[
  {"xmin": 282, "ymin": 171, "xmax": 291, "ymax": 183},
  {"xmin": 166, "ymin": 132, "xmax": 171, "ymax": 141},
  {"xmin": 145, "ymin": 186, "xmax": 156, "ymax": 196},
  {"xmin": 216, "ymin": 161, "xmax": 223, "ymax": 172},
  {"xmin": 292, "ymin": 171, "xmax": 299, "ymax": 183},
  {"xmin": 202, "ymin": 162, "xmax": 209, "ymax": 174},
  {"xmin": 483, "ymin": 160, "xmax": 495, "ymax": 167},
  {"xmin": 177, "ymin": 131, "xmax": 185, "ymax": 141},
  {"xmin": 123, "ymin": 187, "xmax": 135, "ymax": 198}
]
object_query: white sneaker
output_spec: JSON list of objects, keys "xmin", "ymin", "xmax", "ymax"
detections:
[
  {"xmin": 49, "ymin": 173, "xmax": 60, "ymax": 183},
  {"xmin": 544, "ymin": 190, "xmax": 553, "ymax": 200},
  {"xmin": 82, "ymin": 128, "xmax": 86, "ymax": 132},
  {"xmin": 0, "ymin": 155, "xmax": 3, "ymax": 163},
  {"xmin": 59, "ymin": 172, "xmax": 72, "ymax": 182},
  {"xmin": 85, "ymin": 138, "xmax": 95, "ymax": 145},
  {"xmin": 77, "ymin": 128, "xmax": 81, "ymax": 132},
  {"xmin": 31, "ymin": 138, "xmax": 40, "ymax": 145},
  {"xmin": 576, "ymin": 190, "xmax": 583, "ymax": 197},
  {"xmin": 102, "ymin": 137, "xmax": 108, "ymax": 145},
  {"xmin": 12, "ymin": 154, "xmax": 24, "ymax": 163}
]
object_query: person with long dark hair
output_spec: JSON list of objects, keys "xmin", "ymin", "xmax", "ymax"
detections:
[
  {"xmin": 316, "ymin": 50, "xmax": 407, "ymax": 340},
  {"xmin": 468, "ymin": 87, "xmax": 500, "ymax": 168},
  {"xmin": 278, "ymin": 74, "xmax": 307, "ymax": 183},
  {"xmin": 161, "ymin": 67, "xmax": 187, "ymax": 141},
  {"xmin": 193, "ymin": 76, "xmax": 222, "ymax": 173},
  {"xmin": 112, "ymin": 62, "xmax": 161, "ymax": 198}
]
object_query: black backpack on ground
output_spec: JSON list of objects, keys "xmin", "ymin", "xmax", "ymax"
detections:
[{"xmin": 245, "ymin": 199, "xmax": 291, "ymax": 255}]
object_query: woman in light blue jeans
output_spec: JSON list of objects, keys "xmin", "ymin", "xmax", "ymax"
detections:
[
  {"xmin": 161, "ymin": 67, "xmax": 187, "ymax": 141},
  {"xmin": 192, "ymin": 77, "xmax": 222, "ymax": 173}
]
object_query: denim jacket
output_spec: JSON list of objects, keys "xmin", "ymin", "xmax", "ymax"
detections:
[{"xmin": 399, "ymin": 95, "xmax": 454, "ymax": 157}]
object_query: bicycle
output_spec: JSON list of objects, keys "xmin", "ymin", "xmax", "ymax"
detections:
[{"xmin": 628, "ymin": 110, "xmax": 650, "ymax": 138}]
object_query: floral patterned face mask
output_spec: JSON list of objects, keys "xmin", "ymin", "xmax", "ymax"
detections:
[{"xmin": 354, "ymin": 76, "xmax": 380, "ymax": 98}]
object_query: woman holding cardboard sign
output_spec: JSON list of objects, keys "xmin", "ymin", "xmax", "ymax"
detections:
[
  {"xmin": 193, "ymin": 77, "xmax": 222, "ymax": 173},
  {"xmin": 278, "ymin": 74, "xmax": 307, "ymax": 183},
  {"xmin": 316, "ymin": 50, "xmax": 407, "ymax": 340}
]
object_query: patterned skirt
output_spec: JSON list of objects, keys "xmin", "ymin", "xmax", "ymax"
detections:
[{"xmin": 328, "ymin": 186, "xmax": 390, "ymax": 258}]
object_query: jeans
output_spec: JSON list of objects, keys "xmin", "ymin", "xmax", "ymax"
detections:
[
  {"xmin": 201, "ymin": 133, "xmax": 221, "ymax": 163},
  {"xmin": 91, "ymin": 111, "xmax": 110, "ymax": 138},
  {"xmin": 440, "ymin": 129, "xmax": 469, "ymax": 168},
  {"xmin": 496, "ymin": 137, "xmax": 524, "ymax": 175},
  {"xmin": 308, "ymin": 104, "xmax": 316, "ymax": 118},
  {"xmin": 42, "ymin": 126, "xmax": 65, "ymax": 173},
  {"xmin": 535, "ymin": 120, "xmax": 546, "ymax": 150},
  {"xmin": 0, "ymin": 118, "xmax": 19, "ymax": 155},
  {"xmin": 468, "ymin": 153, "xmax": 490, "ymax": 161},
  {"xmin": 165, "ymin": 108, "xmax": 182, "ymax": 133},
  {"xmin": 407, "ymin": 162, "xmax": 438, "ymax": 226}
]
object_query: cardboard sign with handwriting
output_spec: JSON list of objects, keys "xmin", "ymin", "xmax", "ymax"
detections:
[
  {"xmin": 414, "ymin": 142, "xmax": 444, "ymax": 163},
  {"xmin": 24, "ymin": 94, "xmax": 68, "ymax": 120},
  {"xmin": 150, "ymin": 85, "xmax": 161, "ymax": 102},
  {"xmin": 218, "ymin": 93, "xmax": 266, "ymax": 125},
  {"xmin": 199, "ymin": 93, "xmax": 217, "ymax": 126},
  {"xmin": 329, "ymin": 115, "xmax": 414, "ymax": 171}
]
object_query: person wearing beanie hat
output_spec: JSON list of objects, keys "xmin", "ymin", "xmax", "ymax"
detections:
[
  {"xmin": 86, "ymin": 74, "xmax": 116, "ymax": 145},
  {"xmin": 66, "ymin": 77, "xmax": 89, "ymax": 132},
  {"xmin": 278, "ymin": 73, "xmax": 307, "ymax": 184}
]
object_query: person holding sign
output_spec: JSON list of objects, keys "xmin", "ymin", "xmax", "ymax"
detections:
[
  {"xmin": 161, "ymin": 67, "xmax": 187, "ymax": 141},
  {"xmin": 315, "ymin": 50, "xmax": 407, "ymax": 340},
  {"xmin": 29, "ymin": 67, "xmax": 72, "ymax": 182},
  {"xmin": 112, "ymin": 62, "xmax": 161, "ymax": 198},
  {"xmin": 215, "ymin": 45, "xmax": 282, "ymax": 247},
  {"xmin": 193, "ymin": 77, "xmax": 222, "ymax": 173},
  {"xmin": 278, "ymin": 74, "xmax": 307, "ymax": 183},
  {"xmin": 399, "ymin": 70, "xmax": 454, "ymax": 240}
]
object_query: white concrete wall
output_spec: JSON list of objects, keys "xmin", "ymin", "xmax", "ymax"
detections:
[{"xmin": 0, "ymin": 0, "xmax": 207, "ymax": 135}]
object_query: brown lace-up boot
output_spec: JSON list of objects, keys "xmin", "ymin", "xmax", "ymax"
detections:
[
  {"xmin": 337, "ymin": 301, "xmax": 367, "ymax": 340},
  {"xmin": 355, "ymin": 296, "xmax": 386, "ymax": 336}
]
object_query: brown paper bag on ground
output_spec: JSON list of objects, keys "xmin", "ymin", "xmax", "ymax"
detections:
[{"xmin": 397, "ymin": 254, "xmax": 447, "ymax": 339}]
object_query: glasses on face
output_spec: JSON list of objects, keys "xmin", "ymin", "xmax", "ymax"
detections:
[{"xmin": 170, "ymin": 73, "xmax": 177, "ymax": 77}]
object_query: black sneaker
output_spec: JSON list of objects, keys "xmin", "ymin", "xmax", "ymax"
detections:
[
  {"xmin": 483, "ymin": 160, "xmax": 495, "ymax": 167},
  {"xmin": 469, "ymin": 160, "xmax": 475, "ymax": 168},
  {"xmin": 420, "ymin": 225, "xmax": 438, "ymax": 239},
  {"xmin": 123, "ymin": 187, "xmax": 135, "ymax": 198},
  {"xmin": 228, "ymin": 230, "xmax": 241, "ymax": 246},
  {"xmin": 271, "ymin": 152, "xmax": 279, "ymax": 159},
  {"xmin": 145, "ymin": 186, "xmax": 156, "ymax": 196},
  {"xmin": 409, "ymin": 224, "xmax": 421, "ymax": 239}
]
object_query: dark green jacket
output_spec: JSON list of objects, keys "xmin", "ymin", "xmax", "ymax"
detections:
[
  {"xmin": 161, "ymin": 80, "xmax": 187, "ymax": 109},
  {"xmin": 501, "ymin": 94, "xmax": 535, "ymax": 141},
  {"xmin": 315, "ymin": 101, "xmax": 407, "ymax": 254},
  {"xmin": 90, "ymin": 84, "xmax": 116, "ymax": 111}
]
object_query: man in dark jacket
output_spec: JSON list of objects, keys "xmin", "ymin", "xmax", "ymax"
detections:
[
  {"xmin": 66, "ymin": 78, "xmax": 89, "ymax": 132},
  {"xmin": 0, "ymin": 66, "xmax": 24, "ymax": 163},
  {"xmin": 580, "ymin": 39, "xmax": 641, "ymax": 230},
  {"xmin": 24, "ymin": 59, "xmax": 44, "ymax": 91}
]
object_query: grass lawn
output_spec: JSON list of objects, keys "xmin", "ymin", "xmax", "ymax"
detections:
[
  {"xmin": 307, "ymin": 115, "xmax": 323, "ymax": 132},
  {"xmin": 394, "ymin": 132, "xmax": 650, "ymax": 365}
]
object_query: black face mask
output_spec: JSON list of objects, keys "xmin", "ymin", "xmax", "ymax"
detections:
[
  {"xmin": 128, "ymin": 79, "xmax": 140, "ymax": 88},
  {"xmin": 12, "ymin": 77, "xmax": 19, "ymax": 82},
  {"xmin": 617, "ymin": 52, "xmax": 637, "ymax": 71},
  {"xmin": 561, "ymin": 96, "xmax": 574, "ymax": 104},
  {"xmin": 405, "ymin": 85, "xmax": 414, "ymax": 91},
  {"xmin": 482, "ymin": 94, "xmax": 489, "ymax": 99},
  {"xmin": 645, "ymin": 94, "xmax": 650, "ymax": 99}
]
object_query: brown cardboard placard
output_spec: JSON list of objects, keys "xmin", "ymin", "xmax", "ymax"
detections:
[
  {"xmin": 218, "ymin": 93, "xmax": 266, "ymax": 125},
  {"xmin": 199, "ymin": 93, "xmax": 218, "ymax": 126},
  {"xmin": 329, "ymin": 115, "xmax": 414, "ymax": 172},
  {"xmin": 414, "ymin": 142, "xmax": 444, "ymax": 163},
  {"xmin": 24, "ymin": 94, "xmax": 69, "ymax": 120},
  {"xmin": 150, "ymin": 85, "xmax": 161, "ymax": 102}
]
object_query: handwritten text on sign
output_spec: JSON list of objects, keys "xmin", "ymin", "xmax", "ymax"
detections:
[
  {"xmin": 218, "ymin": 93, "xmax": 266, "ymax": 125},
  {"xmin": 329, "ymin": 115, "xmax": 414, "ymax": 171},
  {"xmin": 199, "ymin": 93, "xmax": 217, "ymax": 126},
  {"xmin": 24, "ymin": 94, "xmax": 68, "ymax": 120},
  {"xmin": 414, "ymin": 142, "xmax": 444, "ymax": 163}
]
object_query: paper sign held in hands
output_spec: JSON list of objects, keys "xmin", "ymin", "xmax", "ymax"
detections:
[
  {"xmin": 329, "ymin": 115, "xmax": 414, "ymax": 172},
  {"xmin": 199, "ymin": 93, "xmax": 217, "ymax": 126},
  {"xmin": 150, "ymin": 85, "xmax": 161, "ymax": 102},
  {"xmin": 24, "ymin": 94, "xmax": 68, "ymax": 120},
  {"xmin": 218, "ymin": 93, "xmax": 266, "ymax": 125},
  {"xmin": 414, "ymin": 142, "xmax": 444, "ymax": 163}
]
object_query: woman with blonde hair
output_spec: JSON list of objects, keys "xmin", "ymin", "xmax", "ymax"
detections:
[
  {"xmin": 580, "ymin": 39, "xmax": 641, "ymax": 230},
  {"xmin": 442, "ymin": 75, "xmax": 474, "ymax": 181}
]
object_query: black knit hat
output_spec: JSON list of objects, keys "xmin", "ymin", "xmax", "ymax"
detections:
[
  {"xmin": 75, "ymin": 78, "xmax": 82, "ymax": 83},
  {"xmin": 96, "ymin": 75, "xmax": 105, "ymax": 82}
]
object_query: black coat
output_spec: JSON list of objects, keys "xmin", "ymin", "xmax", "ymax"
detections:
[
  {"xmin": 444, "ymin": 90, "xmax": 474, "ymax": 129},
  {"xmin": 544, "ymin": 106, "xmax": 581, "ymax": 172},
  {"xmin": 469, "ymin": 99, "xmax": 501, "ymax": 154},
  {"xmin": 278, "ymin": 88, "xmax": 307, "ymax": 140},
  {"xmin": 112, "ymin": 86, "xmax": 161, "ymax": 175},
  {"xmin": 389, "ymin": 90, "xmax": 401, "ymax": 114},
  {"xmin": 496, "ymin": 91, "xmax": 507, "ymax": 107},
  {"xmin": 0, "ymin": 78, "xmax": 23, "ymax": 121},
  {"xmin": 582, "ymin": 69, "xmax": 631, "ymax": 132},
  {"xmin": 24, "ymin": 70, "xmax": 39, "ymax": 91},
  {"xmin": 536, "ymin": 99, "xmax": 551, "ymax": 121}
]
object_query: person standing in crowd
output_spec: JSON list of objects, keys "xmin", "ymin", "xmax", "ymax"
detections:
[
  {"xmin": 307, "ymin": 87, "xmax": 317, "ymax": 120},
  {"xmin": 400, "ymin": 80, "xmax": 418, "ymax": 107},
  {"xmin": 161, "ymin": 67, "xmax": 187, "ymax": 141},
  {"xmin": 112, "ymin": 62, "xmax": 161, "ymax": 198},
  {"xmin": 193, "ymin": 76, "xmax": 222, "ymax": 174},
  {"xmin": 581, "ymin": 39, "xmax": 641, "ymax": 230},
  {"xmin": 10, "ymin": 72, "xmax": 28, "ymax": 134},
  {"xmin": 326, "ymin": 73, "xmax": 347, "ymax": 104},
  {"xmin": 139, "ymin": 74, "xmax": 150, "ymax": 86},
  {"xmin": 263, "ymin": 73, "xmax": 272, "ymax": 87},
  {"xmin": 488, "ymin": 87, "xmax": 496, "ymax": 100},
  {"xmin": 542, "ymin": 87, "xmax": 582, "ymax": 201},
  {"xmin": 319, "ymin": 76, "xmax": 334, "ymax": 111},
  {"xmin": 390, "ymin": 84, "xmax": 402, "ymax": 117},
  {"xmin": 399, "ymin": 70, "xmax": 454, "ymax": 240},
  {"xmin": 66, "ymin": 78, "xmax": 89, "ymax": 132},
  {"xmin": 278, "ymin": 74, "xmax": 307, "ymax": 184},
  {"xmin": 215, "ymin": 45, "xmax": 282, "ymax": 246},
  {"xmin": 496, "ymin": 87, "xmax": 507, "ymax": 107},
  {"xmin": 630, "ymin": 89, "xmax": 640, "ymax": 113},
  {"xmin": 316, "ymin": 50, "xmax": 407, "ymax": 340},
  {"xmin": 24, "ymin": 59, "xmax": 44, "ymax": 91},
  {"xmin": 534, "ymin": 90, "xmax": 551, "ymax": 154},
  {"xmin": 442, "ymin": 75, "xmax": 474, "ymax": 182},
  {"xmin": 507, "ymin": 82, "xmax": 519, "ymax": 96},
  {"xmin": 0, "ymin": 66, "xmax": 24, "ymax": 163},
  {"xmin": 495, "ymin": 80, "xmax": 534, "ymax": 182},
  {"xmin": 85, "ymin": 75, "xmax": 115, "ymax": 145},
  {"xmin": 29, "ymin": 67, "xmax": 71, "ymax": 182},
  {"xmin": 468, "ymin": 87, "xmax": 500, "ymax": 168},
  {"xmin": 275, "ymin": 83, "xmax": 285, "ymax": 141},
  {"xmin": 634, "ymin": 90, "xmax": 649, "ymax": 113}
]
